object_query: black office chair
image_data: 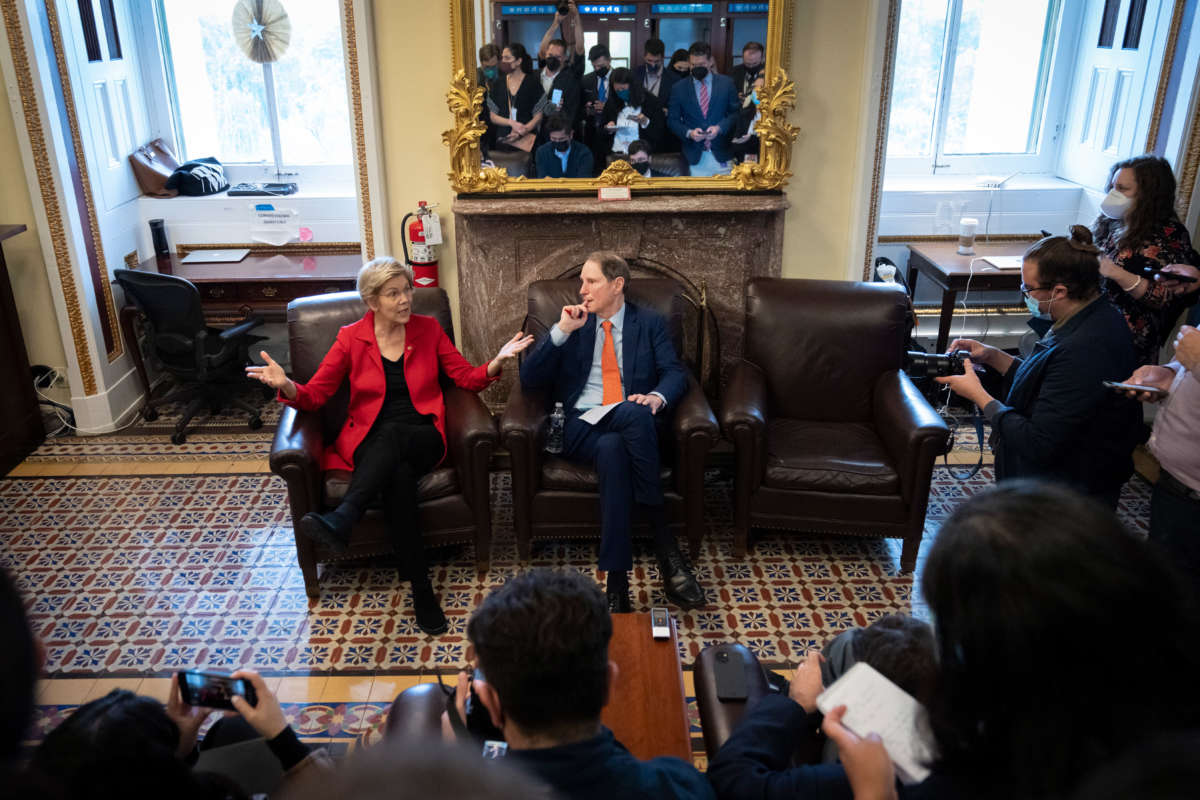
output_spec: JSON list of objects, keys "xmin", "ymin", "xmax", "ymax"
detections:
[{"xmin": 114, "ymin": 268, "xmax": 266, "ymax": 444}]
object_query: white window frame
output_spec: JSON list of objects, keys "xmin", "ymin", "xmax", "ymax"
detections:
[
  {"xmin": 147, "ymin": 0, "xmax": 354, "ymax": 178},
  {"xmin": 886, "ymin": 0, "xmax": 1082, "ymax": 177}
]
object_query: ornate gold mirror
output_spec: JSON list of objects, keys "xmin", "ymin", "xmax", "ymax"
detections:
[{"xmin": 446, "ymin": 0, "xmax": 797, "ymax": 193}]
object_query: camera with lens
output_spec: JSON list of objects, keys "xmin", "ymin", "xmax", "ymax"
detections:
[{"xmin": 904, "ymin": 349, "xmax": 970, "ymax": 379}]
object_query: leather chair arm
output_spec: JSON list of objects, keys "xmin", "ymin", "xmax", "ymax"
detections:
[
  {"xmin": 385, "ymin": 683, "xmax": 447, "ymax": 739},
  {"xmin": 270, "ymin": 405, "xmax": 325, "ymax": 518},
  {"xmin": 443, "ymin": 385, "xmax": 499, "ymax": 504},
  {"xmin": 499, "ymin": 381, "xmax": 548, "ymax": 463},
  {"xmin": 672, "ymin": 374, "xmax": 720, "ymax": 443},
  {"xmin": 873, "ymin": 370, "xmax": 950, "ymax": 501},
  {"xmin": 721, "ymin": 360, "xmax": 769, "ymax": 492}
]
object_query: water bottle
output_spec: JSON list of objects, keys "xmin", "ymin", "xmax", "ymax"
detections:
[{"xmin": 546, "ymin": 402, "xmax": 565, "ymax": 454}]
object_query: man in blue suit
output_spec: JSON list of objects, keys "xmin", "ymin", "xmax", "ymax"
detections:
[
  {"xmin": 520, "ymin": 252, "xmax": 705, "ymax": 612},
  {"xmin": 535, "ymin": 113, "xmax": 594, "ymax": 178},
  {"xmin": 667, "ymin": 41, "xmax": 740, "ymax": 176}
]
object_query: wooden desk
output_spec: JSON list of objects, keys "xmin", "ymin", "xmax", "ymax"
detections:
[
  {"xmin": 0, "ymin": 224, "xmax": 44, "ymax": 475},
  {"xmin": 601, "ymin": 612, "xmax": 692, "ymax": 762},
  {"xmin": 906, "ymin": 241, "xmax": 1029, "ymax": 353},
  {"xmin": 135, "ymin": 252, "xmax": 361, "ymax": 322}
]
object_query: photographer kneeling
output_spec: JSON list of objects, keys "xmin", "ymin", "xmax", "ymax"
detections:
[{"xmin": 936, "ymin": 226, "xmax": 1141, "ymax": 508}]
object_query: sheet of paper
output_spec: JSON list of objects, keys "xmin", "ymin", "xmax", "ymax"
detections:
[
  {"xmin": 249, "ymin": 204, "xmax": 299, "ymax": 246},
  {"xmin": 578, "ymin": 402, "xmax": 621, "ymax": 425},
  {"xmin": 816, "ymin": 662, "xmax": 934, "ymax": 785}
]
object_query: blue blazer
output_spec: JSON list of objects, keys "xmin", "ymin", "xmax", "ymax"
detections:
[
  {"xmin": 535, "ymin": 140, "xmax": 595, "ymax": 178},
  {"xmin": 990, "ymin": 296, "xmax": 1141, "ymax": 499},
  {"xmin": 519, "ymin": 301, "xmax": 688, "ymax": 412},
  {"xmin": 667, "ymin": 74, "xmax": 740, "ymax": 164}
]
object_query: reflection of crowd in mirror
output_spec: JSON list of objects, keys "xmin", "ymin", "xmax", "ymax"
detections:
[{"xmin": 475, "ymin": 6, "xmax": 767, "ymax": 179}]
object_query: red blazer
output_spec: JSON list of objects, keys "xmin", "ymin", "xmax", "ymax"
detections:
[{"xmin": 281, "ymin": 311, "xmax": 497, "ymax": 472}]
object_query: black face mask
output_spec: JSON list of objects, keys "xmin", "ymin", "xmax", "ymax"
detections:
[
  {"xmin": 631, "ymin": 159, "xmax": 650, "ymax": 174},
  {"xmin": 744, "ymin": 63, "xmax": 762, "ymax": 75},
  {"xmin": 691, "ymin": 66, "xmax": 708, "ymax": 81},
  {"xmin": 594, "ymin": 65, "xmax": 609, "ymax": 78},
  {"xmin": 557, "ymin": 3, "xmax": 569, "ymax": 13},
  {"xmin": 646, "ymin": 61, "xmax": 661, "ymax": 73},
  {"xmin": 554, "ymin": 139, "xmax": 571, "ymax": 152},
  {"xmin": 545, "ymin": 56, "xmax": 562, "ymax": 72}
]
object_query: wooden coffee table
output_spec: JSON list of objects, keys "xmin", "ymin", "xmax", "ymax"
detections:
[{"xmin": 601, "ymin": 612, "xmax": 692, "ymax": 762}]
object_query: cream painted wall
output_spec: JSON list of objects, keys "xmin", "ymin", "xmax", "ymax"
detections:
[
  {"xmin": 0, "ymin": 78, "xmax": 68, "ymax": 371},
  {"xmin": 781, "ymin": 2, "xmax": 871, "ymax": 280}
]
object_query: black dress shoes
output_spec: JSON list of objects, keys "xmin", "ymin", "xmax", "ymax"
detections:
[
  {"xmin": 606, "ymin": 585, "xmax": 632, "ymax": 614},
  {"xmin": 297, "ymin": 511, "xmax": 351, "ymax": 554},
  {"xmin": 412, "ymin": 578, "xmax": 449, "ymax": 636},
  {"xmin": 658, "ymin": 546, "xmax": 705, "ymax": 609}
]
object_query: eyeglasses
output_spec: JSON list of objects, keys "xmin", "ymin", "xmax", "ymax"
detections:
[{"xmin": 1019, "ymin": 283, "xmax": 1052, "ymax": 296}]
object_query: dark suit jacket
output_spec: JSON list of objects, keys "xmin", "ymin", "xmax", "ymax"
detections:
[
  {"xmin": 543, "ymin": 69, "xmax": 582, "ymax": 128},
  {"xmin": 602, "ymin": 91, "xmax": 666, "ymax": 152},
  {"xmin": 633, "ymin": 64, "xmax": 680, "ymax": 102},
  {"xmin": 534, "ymin": 140, "xmax": 594, "ymax": 178},
  {"xmin": 729, "ymin": 64, "xmax": 765, "ymax": 98},
  {"xmin": 667, "ymin": 74, "xmax": 741, "ymax": 164},
  {"xmin": 519, "ymin": 301, "xmax": 688, "ymax": 412},
  {"xmin": 988, "ymin": 296, "xmax": 1141, "ymax": 499}
]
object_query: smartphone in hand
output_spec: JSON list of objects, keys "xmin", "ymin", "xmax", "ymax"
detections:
[
  {"xmin": 1101, "ymin": 380, "xmax": 1168, "ymax": 396},
  {"xmin": 177, "ymin": 670, "xmax": 257, "ymax": 711}
]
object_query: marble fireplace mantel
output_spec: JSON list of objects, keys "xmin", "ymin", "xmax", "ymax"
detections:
[{"xmin": 452, "ymin": 192, "xmax": 789, "ymax": 407}]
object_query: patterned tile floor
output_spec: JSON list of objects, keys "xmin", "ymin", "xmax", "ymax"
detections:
[{"xmin": 3, "ymin": 441, "xmax": 1153, "ymax": 760}]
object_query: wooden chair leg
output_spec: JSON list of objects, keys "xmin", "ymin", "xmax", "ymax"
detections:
[{"xmin": 900, "ymin": 533, "xmax": 920, "ymax": 573}]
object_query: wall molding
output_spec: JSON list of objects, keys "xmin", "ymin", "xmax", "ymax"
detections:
[{"xmin": 1, "ymin": 0, "xmax": 96, "ymax": 393}]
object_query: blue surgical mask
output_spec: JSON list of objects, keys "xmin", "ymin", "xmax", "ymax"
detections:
[
  {"xmin": 616, "ymin": 88, "xmax": 630, "ymax": 101},
  {"xmin": 1023, "ymin": 292, "xmax": 1042, "ymax": 317},
  {"xmin": 751, "ymin": 90, "xmax": 760, "ymax": 105},
  {"xmin": 482, "ymin": 66, "xmax": 498, "ymax": 81}
]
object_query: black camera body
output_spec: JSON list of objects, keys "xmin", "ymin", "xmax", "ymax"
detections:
[{"xmin": 905, "ymin": 350, "xmax": 970, "ymax": 379}]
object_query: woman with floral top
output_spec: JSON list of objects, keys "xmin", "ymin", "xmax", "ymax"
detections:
[{"xmin": 1093, "ymin": 155, "xmax": 1200, "ymax": 365}]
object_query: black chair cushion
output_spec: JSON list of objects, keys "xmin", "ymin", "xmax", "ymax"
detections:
[{"xmin": 762, "ymin": 419, "xmax": 899, "ymax": 495}]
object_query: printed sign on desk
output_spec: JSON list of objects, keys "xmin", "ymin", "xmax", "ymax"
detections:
[{"xmin": 250, "ymin": 204, "xmax": 299, "ymax": 246}]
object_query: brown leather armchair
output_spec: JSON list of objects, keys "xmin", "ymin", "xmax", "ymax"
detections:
[
  {"xmin": 270, "ymin": 290, "xmax": 498, "ymax": 598},
  {"xmin": 500, "ymin": 278, "xmax": 719, "ymax": 561},
  {"xmin": 721, "ymin": 279, "xmax": 949, "ymax": 571}
]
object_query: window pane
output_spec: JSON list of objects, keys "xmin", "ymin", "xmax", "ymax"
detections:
[
  {"xmin": 941, "ymin": 0, "xmax": 1053, "ymax": 155},
  {"xmin": 161, "ymin": 0, "xmax": 352, "ymax": 165},
  {"xmin": 609, "ymin": 30, "xmax": 631, "ymax": 69},
  {"xmin": 885, "ymin": 0, "xmax": 948, "ymax": 158}
]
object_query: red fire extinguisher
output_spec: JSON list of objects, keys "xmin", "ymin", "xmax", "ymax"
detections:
[{"xmin": 402, "ymin": 201, "xmax": 441, "ymax": 288}]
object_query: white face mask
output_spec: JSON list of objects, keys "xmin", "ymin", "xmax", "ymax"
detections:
[{"xmin": 1100, "ymin": 188, "xmax": 1132, "ymax": 220}]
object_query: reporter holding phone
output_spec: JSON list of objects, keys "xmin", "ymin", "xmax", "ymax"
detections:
[
  {"xmin": 1118, "ymin": 325, "xmax": 1200, "ymax": 587},
  {"xmin": 1094, "ymin": 155, "xmax": 1200, "ymax": 366},
  {"xmin": 28, "ymin": 669, "xmax": 330, "ymax": 798},
  {"xmin": 937, "ymin": 227, "xmax": 1141, "ymax": 508}
]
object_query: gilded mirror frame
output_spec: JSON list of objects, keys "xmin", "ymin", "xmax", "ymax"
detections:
[{"xmin": 445, "ymin": 0, "xmax": 798, "ymax": 193}]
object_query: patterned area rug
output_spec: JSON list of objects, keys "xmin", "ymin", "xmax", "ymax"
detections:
[{"xmin": 1, "ymin": 468, "xmax": 1152, "ymax": 677}]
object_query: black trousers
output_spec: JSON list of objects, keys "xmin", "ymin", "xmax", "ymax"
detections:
[{"xmin": 342, "ymin": 419, "xmax": 445, "ymax": 582}]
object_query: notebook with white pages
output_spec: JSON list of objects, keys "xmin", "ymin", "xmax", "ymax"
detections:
[{"xmin": 816, "ymin": 662, "xmax": 935, "ymax": 785}]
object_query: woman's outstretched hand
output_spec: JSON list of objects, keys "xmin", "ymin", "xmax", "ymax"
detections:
[
  {"xmin": 245, "ymin": 351, "xmax": 297, "ymax": 399},
  {"xmin": 488, "ymin": 332, "xmax": 535, "ymax": 376}
]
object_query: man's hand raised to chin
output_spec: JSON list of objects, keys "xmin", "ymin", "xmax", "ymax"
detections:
[{"xmin": 557, "ymin": 303, "xmax": 588, "ymax": 335}]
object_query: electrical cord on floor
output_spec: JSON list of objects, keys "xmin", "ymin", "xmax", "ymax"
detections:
[{"xmin": 33, "ymin": 367, "xmax": 143, "ymax": 436}]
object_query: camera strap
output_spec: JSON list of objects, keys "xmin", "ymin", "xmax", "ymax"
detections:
[{"xmin": 938, "ymin": 400, "xmax": 986, "ymax": 480}]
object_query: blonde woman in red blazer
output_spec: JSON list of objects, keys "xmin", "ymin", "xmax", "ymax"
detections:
[{"xmin": 249, "ymin": 258, "xmax": 532, "ymax": 634}]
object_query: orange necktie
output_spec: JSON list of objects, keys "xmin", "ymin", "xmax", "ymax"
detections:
[{"xmin": 601, "ymin": 320, "xmax": 622, "ymax": 405}]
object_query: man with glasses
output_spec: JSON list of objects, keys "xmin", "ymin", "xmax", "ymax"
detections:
[{"xmin": 933, "ymin": 229, "xmax": 1142, "ymax": 508}]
